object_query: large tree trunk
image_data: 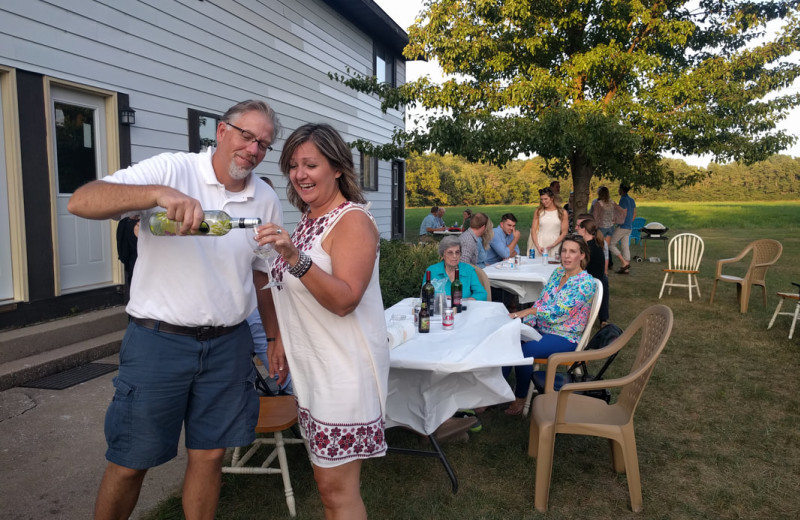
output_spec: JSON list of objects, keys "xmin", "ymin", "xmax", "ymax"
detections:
[{"xmin": 570, "ymin": 150, "xmax": 594, "ymax": 226}]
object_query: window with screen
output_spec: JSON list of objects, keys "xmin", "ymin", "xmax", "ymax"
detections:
[
  {"xmin": 188, "ymin": 108, "xmax": 221, "ymax": 153},
  {"xmin": 360, "ymin": 152, "xmax": 378, "ymax": 191}
]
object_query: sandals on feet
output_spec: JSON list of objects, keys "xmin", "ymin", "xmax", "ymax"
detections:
[{"xmin": 616, "ymin": 264, "xmax": 631, "ymax": 274}]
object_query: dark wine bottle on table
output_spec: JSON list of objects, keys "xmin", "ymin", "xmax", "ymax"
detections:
[
  {"xmin": 422, "ymin": 270, "xmax": 435, "ymax": 311},
  {"xmin": 418, "ymin": 301, "xmax": 430, "ymax": 333},
  {"xmin": 451, "ymin": 266, "xmax": 463, "ymax": 313}
]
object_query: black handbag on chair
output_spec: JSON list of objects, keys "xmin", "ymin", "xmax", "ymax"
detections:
[{"xmin": 531, "ymin": 323, "xmax": 623, "ymax": 402}]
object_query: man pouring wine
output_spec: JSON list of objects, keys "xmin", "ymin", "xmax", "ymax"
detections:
[{"xmin": 67, "ymin": 99, "xmax": 283, "ymax": 520}]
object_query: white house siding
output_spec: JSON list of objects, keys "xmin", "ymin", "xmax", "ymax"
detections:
[{"xmin": 0, "ymin": 0, "xmax": 405, "ymax": 236}]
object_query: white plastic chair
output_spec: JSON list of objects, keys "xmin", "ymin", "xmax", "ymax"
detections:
[
  {"xmin": 658, "ymin": 233, "xmax": 704, "ymax": 302},
  {"xmin": 521, "ymin": 277, "xmax": 603, "ymax": 416}
]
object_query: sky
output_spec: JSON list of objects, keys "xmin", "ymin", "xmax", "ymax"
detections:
[{"xmin": 373, "ymin": 0, "xmax": 800, "ymax": 166}]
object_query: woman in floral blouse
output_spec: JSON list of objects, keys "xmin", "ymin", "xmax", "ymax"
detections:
[{"xmin": 503, "ymin": 234, "xmax": 596, "ymax": 415}]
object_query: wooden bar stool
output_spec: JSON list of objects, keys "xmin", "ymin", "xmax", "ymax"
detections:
[
  {"xmin": 767, "ymin": 283, "xmax": 800, "ymax": 339},
  {"xmin": 222, "ymin": 396, "xmax": 309, "ymax": 517}
]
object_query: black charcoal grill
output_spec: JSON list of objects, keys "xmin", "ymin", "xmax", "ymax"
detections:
[{"xmin": 641, "ymin": 222, "xmax": 668, "ymax": 238}]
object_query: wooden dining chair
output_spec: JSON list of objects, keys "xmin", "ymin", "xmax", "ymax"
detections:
[
  {"xmin": 767, "ymin": 282, "xmax": 800, "ymax": 339},
  {"xmin": 222, "ymin": 396, "xmax": 309, "ymax": 517},
  {"xmin": 658, "ymin": 233, "xmax": 704, "ymax": 301}
]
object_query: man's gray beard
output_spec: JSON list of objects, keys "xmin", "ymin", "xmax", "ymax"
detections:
[{"xmin": 229, "ymin": 160, "xmax": 252, "ymax": 180}]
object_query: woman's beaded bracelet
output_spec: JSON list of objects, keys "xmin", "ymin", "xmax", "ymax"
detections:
[{"xmin": 288, "ymin": 251, "xmax": 312, "ymax": 278}]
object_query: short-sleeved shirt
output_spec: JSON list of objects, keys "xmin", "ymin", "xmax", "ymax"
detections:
[
  {"xmin": 419, "ymin": 213, "xmax": 439, "ymax": 235},
  {"xmin": 618, "ymin": 194, "xmax": 636, "ymax": 229},
  {"xmin": 460, "ymin": 229, "xmax": 479, "ymax": 265},
  {"xmin": 485, "ymin": 225, "xmax": 520, "ymax": 265},
  {"xmin": 102, "ymin": 148, "xmax": 283, "ymax": 326}
]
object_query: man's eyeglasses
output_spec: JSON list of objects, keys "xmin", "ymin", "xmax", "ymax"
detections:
[{"xmin": 225, "ymin": 122, "xmax": 273, "ymax": 152}]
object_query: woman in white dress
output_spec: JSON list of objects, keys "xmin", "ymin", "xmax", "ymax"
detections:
[
  {"xmin": 257, "ymin": 123, "xmax": 388, "ymax": 520},
  {"xmin": 528, "ymin": 186, "xmax": 569, "ymax": 258}
]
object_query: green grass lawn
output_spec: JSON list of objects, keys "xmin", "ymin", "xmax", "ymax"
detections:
[
  {"xmin": 405, "ymin": 201, "xmax": 800, "ymax": 244},
  {"xmin": 146, "ymin": 203, "xmax": 800, "ymax": 520}
]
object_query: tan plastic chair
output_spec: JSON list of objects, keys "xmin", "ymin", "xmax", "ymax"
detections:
[
  {"xmin": 709, "ymin": 239, "xmax": 783, "ymax": 313},
  {"xmin": 521, "ymin": 277, "xmax": 603, "ymax": 416},
  {"xmin": 222, "ymin": 396, "xmax": 309, "ymax": 517},
  {"xmin": 474, "ymin": 265, "xmax": 492, "ymax": 301},
  {"xmin": 528, "ymin": 304, "xmax": 673, "ymax": 513},
  {"xmin": 658, "ymin": 233, "xmax": 704, "ymax": 301}
]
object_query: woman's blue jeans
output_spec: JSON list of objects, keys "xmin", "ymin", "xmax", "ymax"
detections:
[{"xmin": 503, "ymin": 332, "xmax": 578, "ymax": 398}]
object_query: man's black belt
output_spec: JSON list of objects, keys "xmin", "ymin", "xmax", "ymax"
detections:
[{"xmin": 130, "ymin": 317, "xmax": 244, "ymax": 341}]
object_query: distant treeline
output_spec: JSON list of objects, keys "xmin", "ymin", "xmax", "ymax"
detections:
[{"xmin": 405, "ymin": 153, "xmax": 800, "ymax": 206}]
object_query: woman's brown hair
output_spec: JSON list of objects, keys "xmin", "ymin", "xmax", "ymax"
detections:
[
  {"xmin": 578, "ymin": 217, "xmax": 604, "ymax": 247},
  {"xmin": 279, "ymin": 123, "xmax": 365, "ymax": 212}
]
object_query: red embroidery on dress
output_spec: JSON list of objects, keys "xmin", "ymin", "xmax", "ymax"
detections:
[
  {"xmin": 297, "ymin": 405, "xmax": 386, "ymax": 462},
  {"xmin": 272, "ymin": 201, "xmax": 357, "ymax": 288}
]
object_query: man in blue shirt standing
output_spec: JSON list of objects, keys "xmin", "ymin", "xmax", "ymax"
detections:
[
  {"xmin": 486, "ymin": 213, "xmax": 522, "ymax": 265},
  {"xmin": 610, "ymin": 184, "xmax": 636, "ymax": 273}
]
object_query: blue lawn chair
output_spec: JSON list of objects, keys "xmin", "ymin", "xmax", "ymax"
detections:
[{"xmin": 629, "ymin": 217, "xmax": 646, "ymax": 245}]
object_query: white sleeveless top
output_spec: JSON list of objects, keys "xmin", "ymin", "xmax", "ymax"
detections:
[
  {"xmin": 271, "ymin": 201, "xmax": 389, "ymax": 467},
  {"xmin": 535, "ymin": 208, "xmax": 563, "ymax": 256}
]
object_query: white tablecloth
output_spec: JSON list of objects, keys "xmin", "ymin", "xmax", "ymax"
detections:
[
  {"xmin": 483, "ymin": 258, "xmax": 558, "ymax": 303},
  {"xmin": 384, "ymin": 299, "xmax": 529, "ymax": 434}
]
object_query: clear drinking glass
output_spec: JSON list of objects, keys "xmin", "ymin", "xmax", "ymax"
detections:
[{"xmin": 253, "ymin": 228, "xmax": 283, "ymax": 289}]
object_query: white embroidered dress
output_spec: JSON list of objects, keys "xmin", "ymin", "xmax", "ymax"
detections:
[{"xmin": 272, "ymin": 201, "xmax": 389, "ymax": 467}]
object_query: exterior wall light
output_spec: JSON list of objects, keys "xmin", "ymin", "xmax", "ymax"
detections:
[{"xmin": 120, "ymin": 107, "xmax": 136, "ymax": 125}]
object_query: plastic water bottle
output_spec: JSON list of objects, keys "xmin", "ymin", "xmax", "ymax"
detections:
[{"xmin": 542, "ymin": 247, "xmax": 548, "ymax": 265}]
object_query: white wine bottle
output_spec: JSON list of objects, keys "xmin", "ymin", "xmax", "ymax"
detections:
[{"xmin": 148, "ymin": 210, "xmax": 261, "ymax": 236}]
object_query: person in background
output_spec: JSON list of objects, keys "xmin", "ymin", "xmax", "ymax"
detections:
[
  {"xmin": 419, "ymin": 205, "xmax": 446, "ymax": 241},
  {"xmin": 529, "ymin": 186, "xmax": 569, "ymax": 258},
  {"xmin": 115, "ymin": 217, "xmax": 139, "ymax": 302},
  {"xmin": 577, "ymin": 217, "xmax": 610, "ymax": 326},
  {"xmin": 562, "ymin": 191, "xmax": 575, "ymax": 233},
  {"xmin": 263, "ymin": 123, "xmax": 388, "ymax": 520},
  {"xmin": 549, "ymin": 180, "xmax": 561, "ymax": 203},
  {"xmin": 459, "ymin": 212, "xmax": 489, "ymax": 267},
  {"xmin": 68, "ymin": 99, "xmax": 282, "ymax": 520},
  {"xmin": 461, "ymin": 208, "xmax": 473, "ymax": 231},
  {"xmin": 435, "ymin": 206, "xmax": 447, "ymax": 228},
  {"xmin": 482, "ymin": 217, "xmax": 494, "ymax": 263},
  {"xmin": 485, "ymin": 213, "xmax": 521, "ymax": 265},
  {"xmin": 423, "ymin": 235, "xmax": 488, "ymax": 301},
  {"xmin": 247, "ymin": 308, "xmax": 293, "ymax": 395},
  {"xmin": 503, "ymin": 234, "xmax": 596, "ymax": 415},
  {"xmin": 486, "ymin": 213, "xmax": 522, "ymax": 309},
  {"xmin": 591, "ymin": 186, "xmax": 624, "ymax": 270},
  {"xmin": 609, "ymin": 184, "xmax": 636, "ymax": 274}
]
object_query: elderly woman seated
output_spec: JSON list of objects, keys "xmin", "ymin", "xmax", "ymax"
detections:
[{"xmin": 423, "ymin": 235, "xmax": 488, "ymax": 301}]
